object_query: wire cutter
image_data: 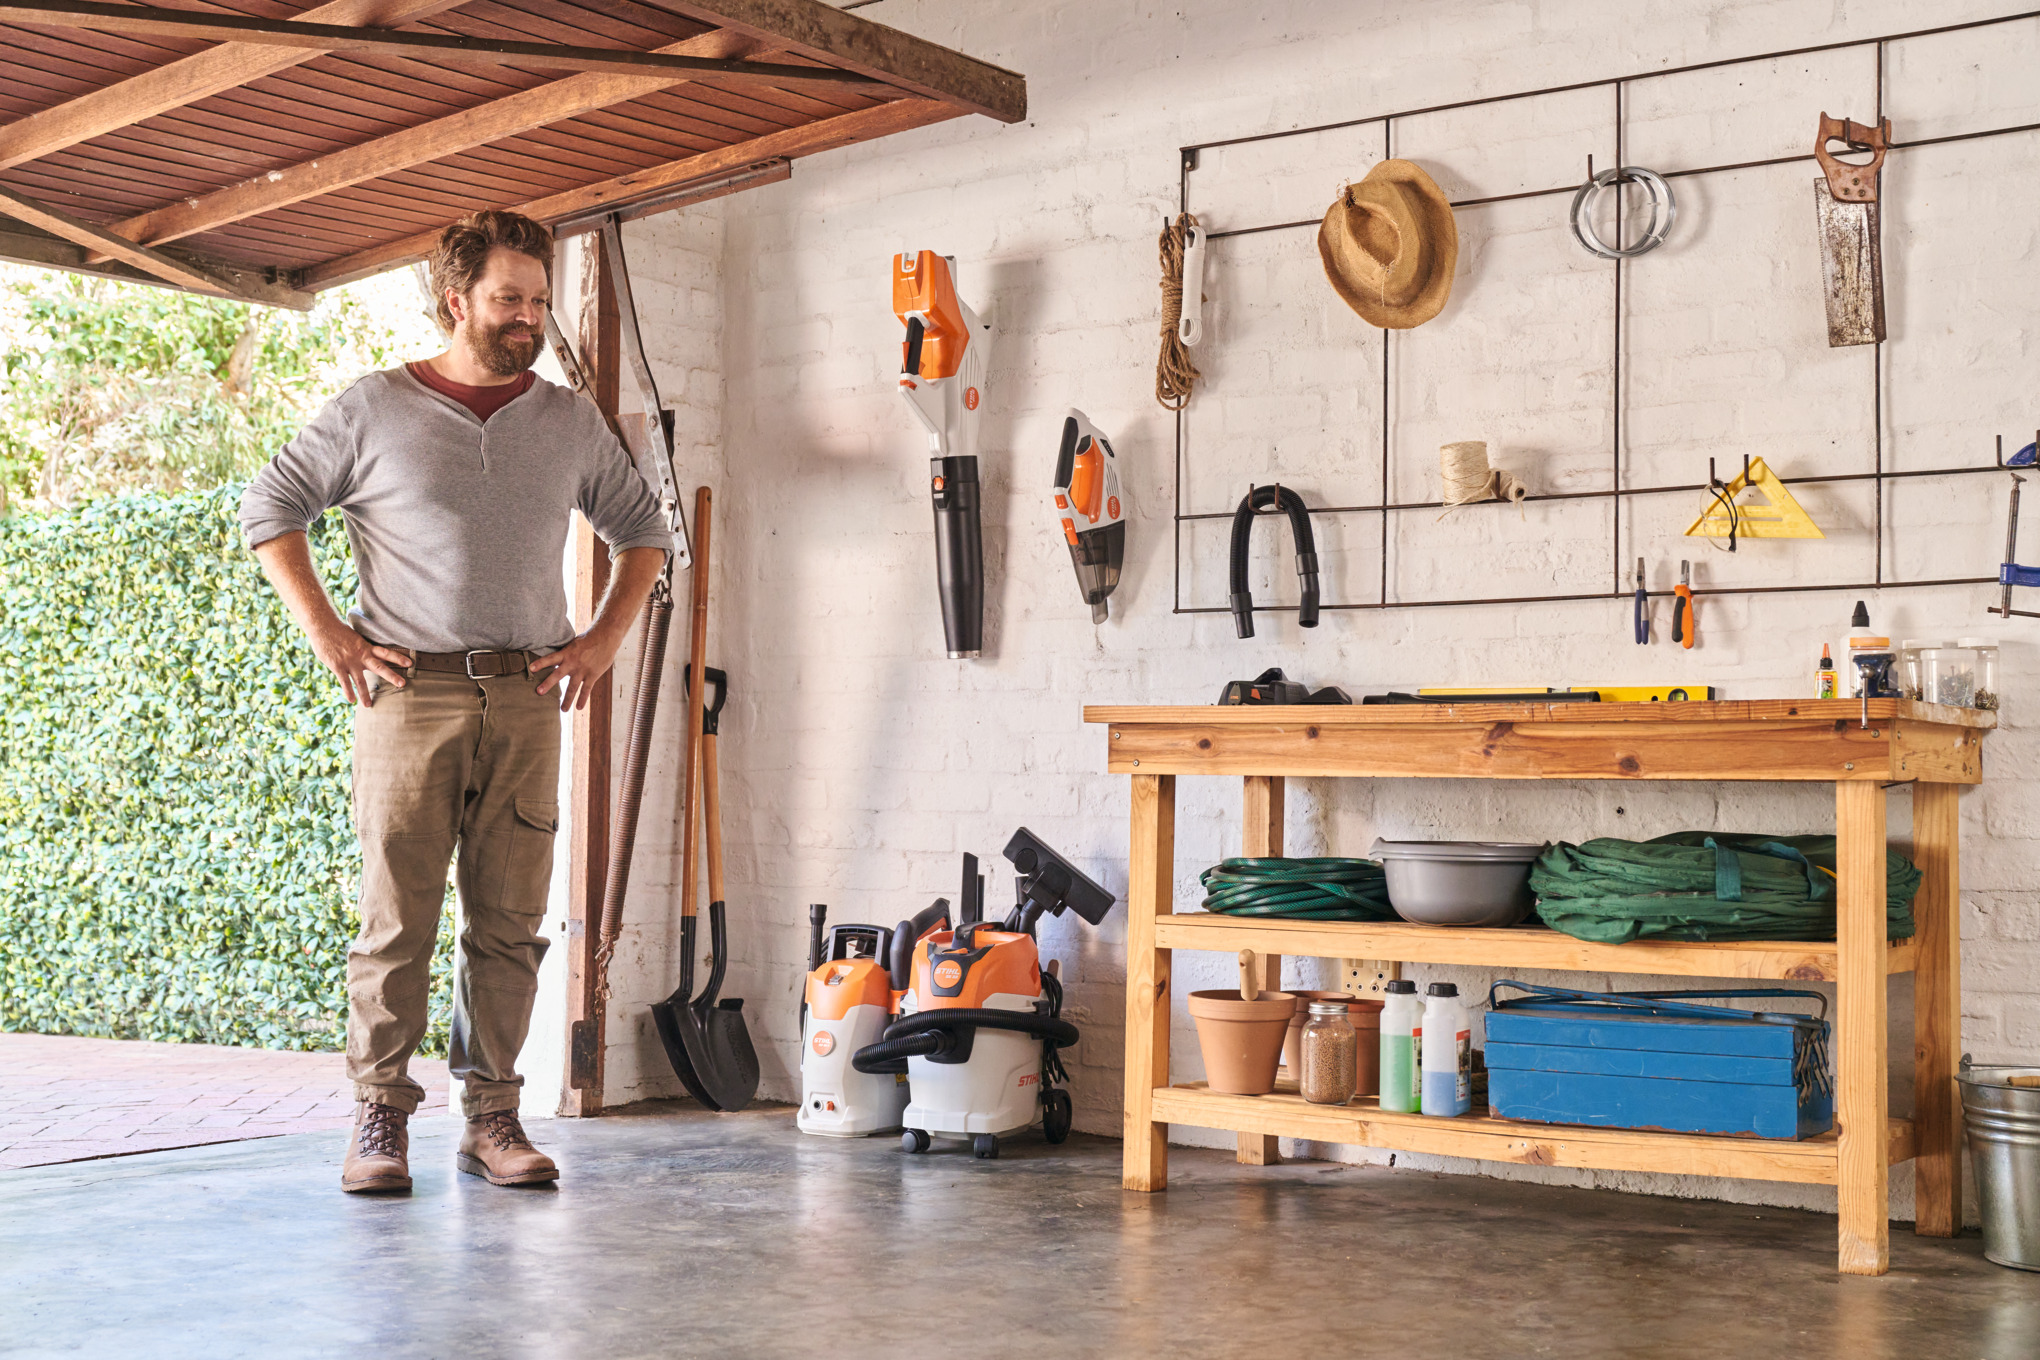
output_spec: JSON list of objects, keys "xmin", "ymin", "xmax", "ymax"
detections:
[
  {"xmin": 1632, "ymin": 557, "xmax": 1648, "ymax": 644},
  {"xmin": 1672, "ymin": 560, "xmax": 1695, "ymax": 649}
]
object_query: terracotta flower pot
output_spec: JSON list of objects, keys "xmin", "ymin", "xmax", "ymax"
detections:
[
  {"xmin": 1188, "ymin": 989, "xmax": 1297, "ymax": 1095},
  {"xmin": 1281, "ymin": 993, "xmax": 1385, "ymax": 1097}
]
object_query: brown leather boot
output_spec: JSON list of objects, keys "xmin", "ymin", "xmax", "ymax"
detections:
[
  {"xmin": 340, "ymin": 1101, "xmax": 411, "ymax": 1194},
  {"xmin": 457, "ymin": 1110, "xmax": 559, "ymax": 1186}
]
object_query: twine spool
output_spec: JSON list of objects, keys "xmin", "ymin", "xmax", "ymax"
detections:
[
  {"xmin": 1438, "ymin": 440, "xmax": 1528, "ymax": 517},
  {"xmin": 1156, "ymin": 213, "xmax": 1202, "ymax": 410}
]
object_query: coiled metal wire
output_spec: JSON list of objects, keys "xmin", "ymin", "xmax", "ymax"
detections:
[{"xmin": 1198, "ymin": 857, "xmax": 1395, "ymax": 921}]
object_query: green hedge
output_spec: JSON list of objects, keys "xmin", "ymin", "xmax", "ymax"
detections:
[{"xmin": 0, "ymin": 487, "xmax": 452, "ymax": 1052}]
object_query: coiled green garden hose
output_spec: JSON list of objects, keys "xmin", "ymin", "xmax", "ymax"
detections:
[{"xmin": 1198, "ymin": 857, "xmax": 1396, "ymax": 921}]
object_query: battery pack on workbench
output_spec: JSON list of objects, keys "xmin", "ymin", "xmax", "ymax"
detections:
[{"xmin": 1482, "ymin": 983, "xmax": 1834, "ymax": 1141}]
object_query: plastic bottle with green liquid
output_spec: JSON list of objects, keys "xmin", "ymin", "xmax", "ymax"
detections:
[{"xmin": 1378, "ymin": 979, "xmax": 1422, "ymax": 1112}]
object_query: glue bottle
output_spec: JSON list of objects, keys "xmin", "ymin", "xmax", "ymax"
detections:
[
  {"xmin": 1379, "ymin": 980, "xmax": 1422, "ymax": 1112},
  {"xmin": 1420, "ymin": 983, "xmax": 1471, "ymax": 1117},
  {"xmin": 1816, "ymin": 645, "xmax": 1836, "ymax": 700}
]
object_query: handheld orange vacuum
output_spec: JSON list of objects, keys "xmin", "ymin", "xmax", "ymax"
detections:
[
  {"xmin": 1052, "ymin": 409, "xmax": 1125, "ymax": 623},
  {"xmin": 893, "ymin": 249, "xmax": 991, "ymax": 658}
]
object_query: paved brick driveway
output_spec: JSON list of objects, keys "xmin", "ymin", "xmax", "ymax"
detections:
[{"xmin": 1, "ymin": 1032, "xmax": 449, "ymax": 1169}]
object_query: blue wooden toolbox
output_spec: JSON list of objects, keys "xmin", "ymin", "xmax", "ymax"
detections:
[{"xmin": 1483, "ymin": 982, "xmax": 1834, "ymax": 1141}]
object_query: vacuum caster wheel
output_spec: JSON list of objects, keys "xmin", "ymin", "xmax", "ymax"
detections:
[
  {"xmin": 972, "ymin": 1134, "xmax": 999, "ymax": 1160},
  {"xmin": 1043, "ymin": 1088, "xmax": 1072, "ymax": 1145},
  {"xmin": 902, "ymin": 1128, "xmax": 931, "ymax": 1154}
]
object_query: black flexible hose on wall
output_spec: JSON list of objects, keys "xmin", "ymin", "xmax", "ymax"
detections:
[{"xmin": 1229, "ymin": 485, "xmax": 1320, "ymax": 638}]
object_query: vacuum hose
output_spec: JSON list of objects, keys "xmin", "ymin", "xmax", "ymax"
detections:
[
  {"xmin": 1228, "ymin": 484, "xmax": 1319, "ymax": 639},
  {"xmin": 851, "ymin": 1008, "xmax": 1081, "ymax": 1075}
]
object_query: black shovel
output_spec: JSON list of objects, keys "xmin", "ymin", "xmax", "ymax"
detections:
[{"xmin": 651, "ymin": 665, "xmax": 759, "ymax": 1111}]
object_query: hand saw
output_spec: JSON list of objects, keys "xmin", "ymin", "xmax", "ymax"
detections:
[{"xmin": 1813, "ymin": 113, "xmax": 1890, "ymax": 348}]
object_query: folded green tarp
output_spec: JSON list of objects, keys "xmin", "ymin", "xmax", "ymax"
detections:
[{"xmin": 1530, "ymin": 831, "xmax": 1921, "ymax": 944}]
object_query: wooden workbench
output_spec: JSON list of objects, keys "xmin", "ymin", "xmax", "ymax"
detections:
[{"xmin": 1085, "ymin": 698, "xmax": 1992, "ymax": 1276}]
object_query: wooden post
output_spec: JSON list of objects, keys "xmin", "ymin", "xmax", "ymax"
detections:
[
  {"xmin": 561, "ymin": 239, "xmax": 618, "ymax": 1117},
  {"xmin": 1911, "ymin": 781, "xmax": 1963, "ymax": 1237},
  {"xmin": 1237, "ymin": 774, "xmax": 1284, "ymax": 1165},
  {"xmin": 1123, "ymin": 773, "xmax": 1174, "ymax": 1192},
  {"xmin": 1835, "ymin": 779, "xmax": 1890, "ymax": 1274}
]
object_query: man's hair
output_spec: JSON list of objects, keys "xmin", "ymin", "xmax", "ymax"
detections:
[{"xmin": 427, "ymin": 210, "xmax": 554, "ymax": 330}]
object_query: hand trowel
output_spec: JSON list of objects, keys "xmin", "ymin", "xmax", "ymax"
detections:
[
  {"xmin": 1051, "ymin": 409, "xmax": 1126, "ymax": 623},
  {"xmin": 1813, "ymin": 112, "xmax": 1890, "ymax": 348}
]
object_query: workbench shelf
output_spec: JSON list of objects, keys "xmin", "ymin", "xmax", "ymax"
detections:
[{"xmin": 1087, "ymin": 698, "xmax": 1990, "ymax": 1277}]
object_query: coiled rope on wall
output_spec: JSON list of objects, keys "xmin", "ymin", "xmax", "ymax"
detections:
[{"xmin": 1156, "ymin": 212, "xmax": 1202, "ymax": 409}]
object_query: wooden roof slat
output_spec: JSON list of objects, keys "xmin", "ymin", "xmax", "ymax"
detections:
[
  {"xmin": 0, "ymin": 214, "xmax": 312, "ymax": 305},
  {"xmin": 642, "ymin": 0, "xmax": 1023, "ymax": 123},
  {"xmin": 0, "ymin": 2, "xmax": 892, "ymax": 93},
  {"xmin": 0, "ymin": 179, "xmax": 265, "ymax": 297},
  {"xmin": 0, "ymin": 0, "xmax": 472, "ymax": 172},
  {"xmin": 0, "ymin": 0, "xmax": 1020, "ymax": 297},
  {"xmin": 91, "ymin": 24, "xmax": 780, "ymax": 254},
  {"xmin": 300, "ymin": 95, "xmax": 953, "ymax": 288}
]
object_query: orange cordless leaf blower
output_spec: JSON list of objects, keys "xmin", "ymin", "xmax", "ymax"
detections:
[
  {"xmin": 893, "ymin": 249, "xmax": 991, "ymax": 659},
  {"xmin": 853, "ymin": 830, "xmax": 1115, "ymax": 1159}
]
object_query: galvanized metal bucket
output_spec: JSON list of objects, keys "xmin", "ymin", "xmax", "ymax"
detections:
[{"xmin": 1957, "ymin": 1056, "xmax": 2040, "ymax": 1271}]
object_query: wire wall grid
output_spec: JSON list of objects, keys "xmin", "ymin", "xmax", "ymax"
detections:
[{"xmin": 1170, "ymin": 7, "xmax": 2040, "ymax": 619}]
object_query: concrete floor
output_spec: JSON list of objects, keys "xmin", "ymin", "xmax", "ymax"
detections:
[{"xmin": 2, "ymin": 1104, "xmax": 2032, "ymax": 1360}]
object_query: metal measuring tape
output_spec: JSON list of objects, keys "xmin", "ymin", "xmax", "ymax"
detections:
[{"xmin": 1569, "ymin": 165, "xmax": 1677, "ymax": 259}]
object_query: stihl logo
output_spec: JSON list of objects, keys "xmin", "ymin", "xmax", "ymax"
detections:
[
  {"xmin": 811, "ymin": 1032, "xmax": 835, "ymax": 1057},
  {"xmin": 964, "ymin": 387, "xmax": 980, "ymax": 411},
  {"xmin": 933, "ymin": 960, "xmax": 963, "ymax": 988},
  {"xmin": 1017, "ymin": 1074, "xmax": 1039, "ymax": 1087}
]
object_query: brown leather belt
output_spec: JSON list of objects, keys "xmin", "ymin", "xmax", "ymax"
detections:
[{"xmin": 408, "ymin": 649, "xmax": 535, "ymax": 679}]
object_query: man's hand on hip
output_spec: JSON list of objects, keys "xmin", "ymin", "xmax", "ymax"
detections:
[
  {"xmin": 533, "ymin": 545, "xmax": 668, "ymax": 712},
  {"xmin": 313, "ymin": 619, "xmax": 411, "ymax": 707},
  {"xmin": 531, "ymin": 625, "xmax": 626, "ymax": 712}
]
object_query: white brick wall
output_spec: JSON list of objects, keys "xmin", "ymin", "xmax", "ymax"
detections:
[{"xmin": 572, "ymin": 0, "xmax": 2040, "ymax": 1221}]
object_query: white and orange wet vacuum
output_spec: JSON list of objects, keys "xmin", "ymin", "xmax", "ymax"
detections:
[{"xmin": 853, "ymin": 830, "xmax": 1115, "ymax": 1159}]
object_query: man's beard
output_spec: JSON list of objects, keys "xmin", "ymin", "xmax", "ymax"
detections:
[{"xmin": 467, "ymin": 319, "xmax": 540, "ymax": 378}]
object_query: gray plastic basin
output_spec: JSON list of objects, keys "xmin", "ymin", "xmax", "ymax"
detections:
[{"xmin": 1369, "ymin": 839, "xmax": 1547, "ymax": 928}]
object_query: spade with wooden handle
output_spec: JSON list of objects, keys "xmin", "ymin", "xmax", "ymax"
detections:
[{"xmin": 1814, "ymin": 112, "xmax": 1891, "ymax": 348}]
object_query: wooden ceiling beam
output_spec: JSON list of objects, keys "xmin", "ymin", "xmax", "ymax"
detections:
[
  {"xmin": 88, "ymin": 25, "xmax": 784, "ymax": 256},
  {"xmin": 0, "ymin": 0, "xmax": 472, "ymax": 173},
  {"xmin": 298, "ymin": 96, "xmax": 955, "ymax": 290},
  {"xmin": 0, "ymin": 1, "xmax": 886, "ymax": 93},
  {"xmin": 0, "ymin": 184, "xmax": 310, "ymax": 306},
  {"xmin": 643, "ymin": 0, "xmax": 1023, "ymax": 123}
]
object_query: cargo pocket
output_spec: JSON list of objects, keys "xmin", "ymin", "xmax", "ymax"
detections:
[{"xmin": 504, "ymin": 797, "xmax": 559, "ymax": 915}]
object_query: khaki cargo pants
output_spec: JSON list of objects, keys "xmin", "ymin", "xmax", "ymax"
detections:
[{"xmin": 348, "ymin": 663, "xmax": 559, "ymax": 1118}]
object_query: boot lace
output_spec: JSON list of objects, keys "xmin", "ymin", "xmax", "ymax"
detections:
[
  {"xmin": 478, "ymin": 1110, "xmax": 534, "ymax": 1152},
  {"xmin": 358, "ymin": 1103, "xmax": 404, "ymax": 1157}
]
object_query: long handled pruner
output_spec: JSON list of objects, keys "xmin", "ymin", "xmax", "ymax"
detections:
[{"xmin": 542, "ymin": 216, "xmax": 691, "ymax": 993}]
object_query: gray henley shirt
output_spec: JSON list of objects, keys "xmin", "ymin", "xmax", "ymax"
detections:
[{"xmin": 239, "ymin": 366, "xmax": 674, "ymax": 654}]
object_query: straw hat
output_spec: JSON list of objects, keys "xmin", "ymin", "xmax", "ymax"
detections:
[{"xmin": 1317, "ymin": 159, "xmax": 1458, "ymax": 329}]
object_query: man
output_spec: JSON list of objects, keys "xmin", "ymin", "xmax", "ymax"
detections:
[{"xmin": 240, "ymin": 210, "xmax": 672, "ymax": 1193}]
